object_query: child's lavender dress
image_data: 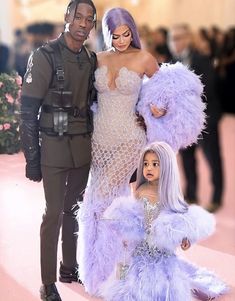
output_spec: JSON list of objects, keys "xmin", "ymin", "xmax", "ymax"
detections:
[{"xmin": 99, "ymin": 196, "xmax": 228, "ymax": 301}]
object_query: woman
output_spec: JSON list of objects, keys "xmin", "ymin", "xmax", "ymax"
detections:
[
  {"xmin": 78, "ymin": 7, "xmax": 164, "ymax": 295},
  {"xmin": 78, "ymin": 7, "xmax": 205, "ymax": 296}
]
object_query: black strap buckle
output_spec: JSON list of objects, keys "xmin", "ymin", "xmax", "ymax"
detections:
[
  {"xmin": 56, "ymin": 67, "xmax": 65, "ymax": 81},
  {"xmin": 73, "ymin": 106, "xmax": 80, "ymax": 117}
]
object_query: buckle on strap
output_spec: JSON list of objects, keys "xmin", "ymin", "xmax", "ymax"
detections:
[
  {"xmin": 72, "ymin": 106, "xmax": 88, "ymax": 118},
  {"xmin": 56, "ymin": 67, "xmax": 65, "ymax": 81},
  {"xmin": 73, "ymin": 106, "xmax": 79, "ymax": 117}
]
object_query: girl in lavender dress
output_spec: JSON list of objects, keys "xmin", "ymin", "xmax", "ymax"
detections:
[
  {"xmin": 78, "ymin": 7, "xmax": 206, "ymax": 296},
  {"xmin": 100, "ymin": 142, "xmax": 228, "ymax": 301}
]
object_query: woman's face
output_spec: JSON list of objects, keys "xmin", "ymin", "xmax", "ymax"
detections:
[
  {"xmin": 143, "ymin": 151, "xmax": 160, "ymax": 183},
  {"xmin": 112, "ymin": 25, "xmax": 132, "ymax": 52}
]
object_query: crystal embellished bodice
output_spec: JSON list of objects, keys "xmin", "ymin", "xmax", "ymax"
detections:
[
  {"xmin": 93, "ymin": 65, "xmax": 145, "ymax": 144},
  {"xmin": 133, "ymin": 197, "xmax": 173, "ymax": 259},
  {"xmin": 142, "ymin": 197, "xmax": 160, "ymax": 234}
]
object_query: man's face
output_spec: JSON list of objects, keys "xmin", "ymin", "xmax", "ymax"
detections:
[
  {"xmin": 65, "ymin": 3, "xmax": 95, "ymax": 43},
  {"xmin": 168, "ymin": 28, "xmax": 190, "ymax": 56}
]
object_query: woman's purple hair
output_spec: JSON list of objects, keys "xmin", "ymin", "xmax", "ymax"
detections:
[
  {"xmin": 102, "ymin": 7, "xmax": 141, "ymax": 50},
  {"xmin": 136, "ymin": 141, "xmax": 188, "ymax": 213}
]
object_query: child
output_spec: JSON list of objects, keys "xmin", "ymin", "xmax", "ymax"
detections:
[{"xmin": 100, "ymin": 141, "xmax": 227, "ymax": 301}]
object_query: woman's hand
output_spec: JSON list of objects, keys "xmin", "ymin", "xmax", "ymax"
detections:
[
  {"xmin": 181, "ymin": 237, "xmax": 191, "ymax": 251},
  {"xmin": 150, "ymin": 104, "xmax": 166, "ymax": 118}
]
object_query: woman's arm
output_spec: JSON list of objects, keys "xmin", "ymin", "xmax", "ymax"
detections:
[{"xmin": 141, "ymin": 50, "xmax": 159, "ymax": 77}]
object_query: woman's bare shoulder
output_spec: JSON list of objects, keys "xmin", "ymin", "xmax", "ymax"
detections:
[
  {"xmin": 138, "ymin": 49, "xmax": 159, "ymax": 76},
  {"xmin": 136, "ymin": 49, "xmax": 153, "ymax": 60}
]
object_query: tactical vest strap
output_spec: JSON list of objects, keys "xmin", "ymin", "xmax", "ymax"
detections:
[
  {"xmin": 39, "ymin": 37, "xmax": 96, "ymax": 136},
  {"xmin": 48, "ymin": 40, "xmax": 65, "ymax": 91},
  {"xmin": 84, "ymin": 46, "xmax": 97, "ymax": 106}
]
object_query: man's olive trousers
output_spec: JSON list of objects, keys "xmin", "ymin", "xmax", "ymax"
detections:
[{"xmin": 40, "ymin": 164, "xmax": 90, "ymax": 284}]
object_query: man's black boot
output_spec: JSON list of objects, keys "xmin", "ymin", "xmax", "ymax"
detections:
[
  {"xmin": 59, "ymin": 261, "xmax": 82, "ymax": 284},
  {"xmin": 40, "ymin": 283, "xmax": 62, "ymax": 301}
]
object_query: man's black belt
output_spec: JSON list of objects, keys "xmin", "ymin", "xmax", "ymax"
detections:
[
  {"xmin": 39, "ymin": 126, "xmax": 92, "ymax": 137},
  {"xmin": 42, "ymin": 104, "xmax": 87, "ymax": 118}
]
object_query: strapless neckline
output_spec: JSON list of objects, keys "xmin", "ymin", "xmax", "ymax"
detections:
[{"xmin": 95, "ymin": 65, "xmax": 142, "ymax": 92}]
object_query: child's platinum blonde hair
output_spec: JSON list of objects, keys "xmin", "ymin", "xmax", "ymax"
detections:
[{"xmin": 136, "ymin": 141, "xmax": 188, "ymax": 213}]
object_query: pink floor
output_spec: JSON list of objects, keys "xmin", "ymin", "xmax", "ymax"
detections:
[{"xmin": 0, "ymin": 114, "xmax": 235, "ymax": 301}]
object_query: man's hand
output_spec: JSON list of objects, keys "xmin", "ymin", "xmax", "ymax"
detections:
[
  {"xmin": 150, "ymin": 104, "xmax": 166, "ymax": 118},
  {"xmin": 26, "ymin": 162, "xmax": 42, "ymax": 182},
  {"xmin": 181, "ymin": 237, "xmax": 191, "ymax": 251}
]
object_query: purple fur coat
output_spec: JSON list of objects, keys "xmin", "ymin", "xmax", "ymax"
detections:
[{"xmin": 137, "ymin": 62, "xmax": 206, "ymax": 152}]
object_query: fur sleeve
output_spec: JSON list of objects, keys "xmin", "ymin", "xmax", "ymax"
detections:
[
  {"xmin": 137, "ymin": 62, "xmax": 206, "ymax": 152},
  {"xmin": 102, "ymin": 196, "xmax": 145, "ymax": 242},
  {"xmin": 148, "ymin": 205, "xmax": 215, "ymax": 252}
]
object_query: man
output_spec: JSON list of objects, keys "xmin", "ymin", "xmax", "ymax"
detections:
[
  {"xmin": 20, "ymin": 1, "xmax": 97, "ymax": 300},
  {"xmin": 168, "ymin": 24, "xmax": 223, "ymax": 213}
]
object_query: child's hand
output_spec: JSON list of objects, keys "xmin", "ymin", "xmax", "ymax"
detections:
[{"xmin": 181, "ymin": 237, "xmax": 191, "ymax": 250}]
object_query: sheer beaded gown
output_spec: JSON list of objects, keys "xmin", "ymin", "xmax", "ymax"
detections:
[{"xmin": 79, "ymin": 65, "xmax": 146, "ymax": 295}]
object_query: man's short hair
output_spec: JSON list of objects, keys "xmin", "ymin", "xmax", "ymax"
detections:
[{"xmin": 66, "ymin": 0, "xmax": 97, "ymax": 22}]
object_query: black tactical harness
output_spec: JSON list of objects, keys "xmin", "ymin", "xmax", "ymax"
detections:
[{"xmin": 40, "ymin": 39, "xmax": 97, "ymax": 136}]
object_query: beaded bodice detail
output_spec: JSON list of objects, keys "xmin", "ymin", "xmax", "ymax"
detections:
[
  {"xmin": 88, "ymin": 66, "xmax": 146, "ymax": 202},
  {"xmin": 94, "ymin": 65, "xmax": 142, "ymax": 94},
  {"xmin": 93, "ymin": 66, "xmax": 144, "ymax": 144}
]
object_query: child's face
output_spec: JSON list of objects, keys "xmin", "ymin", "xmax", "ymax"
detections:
[{"xmin": 143, "ymin": 151, "xmax": 160, "ymax": 183}]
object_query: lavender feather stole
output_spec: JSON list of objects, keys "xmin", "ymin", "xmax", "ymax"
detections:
[{"xmin": 137, "ymin": 62, "xmax": 206, "ymax": 152}]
